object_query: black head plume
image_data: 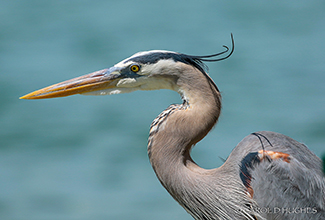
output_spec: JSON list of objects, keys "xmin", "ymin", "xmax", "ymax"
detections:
[{"xmin": 188, "ymin": 33, "xmax": 234, "ymax": 62}]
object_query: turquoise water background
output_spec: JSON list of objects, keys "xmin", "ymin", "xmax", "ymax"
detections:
[{"xmin": 1, "ymin": 1, "xmax": 324, "ymax": 219}]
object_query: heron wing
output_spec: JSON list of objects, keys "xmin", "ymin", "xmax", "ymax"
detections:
[{"xmin": 237, "ymin": 131, "xmax": 325, "ymax": 219}]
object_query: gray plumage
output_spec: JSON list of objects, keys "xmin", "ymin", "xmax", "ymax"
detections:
[
  {"xmin": 144, "ymin": 56, "xmax": 325, "ymax": 219},
  {"xmin": 21, "ymin": 38, "xmax": 325, "ymax": 219}
]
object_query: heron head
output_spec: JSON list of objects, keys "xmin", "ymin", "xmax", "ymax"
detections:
[
  {"xmin": 20, "ymin": 35, "xmax": 233, "ymax": 100},
  {"xmin": 20, "ymin": 50, "xmax": 208, "ymax": 99},
  {"xmin": 20, "ymin": 50, "xmax": 197, "ymax": 99}
]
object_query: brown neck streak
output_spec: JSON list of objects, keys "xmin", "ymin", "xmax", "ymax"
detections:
[{"xmin": 147, "ymin": 63, "xmax": 221, "ymax": 206}]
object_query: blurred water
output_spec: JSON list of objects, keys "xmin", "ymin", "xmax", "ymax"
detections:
[{"xmin": 1, "ymin": 1, "xmax": 324, "ymax": 219}]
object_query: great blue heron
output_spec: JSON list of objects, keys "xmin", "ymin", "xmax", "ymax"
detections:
[{"xmin": 21, "ymin": 36, "xmax": 325, "ymax": 220}]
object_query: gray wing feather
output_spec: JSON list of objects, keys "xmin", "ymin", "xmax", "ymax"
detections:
[{"xmin": 234, "ymin": 131, "xmax": 325, "ymax": 220}]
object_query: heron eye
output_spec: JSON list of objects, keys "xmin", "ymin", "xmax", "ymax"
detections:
[{"xmin": 130, "ymin": 64, "xmax": 140, "ymax": 73}]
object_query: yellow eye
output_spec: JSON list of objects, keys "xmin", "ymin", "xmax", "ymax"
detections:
[{"xmin": 130, "ymin": 64, "xmax": 140, "ymax": 72}]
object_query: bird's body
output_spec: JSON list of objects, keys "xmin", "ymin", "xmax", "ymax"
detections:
[{"xmin": 21, "ymin": 37, "xmax": 325, "ymax": 219}]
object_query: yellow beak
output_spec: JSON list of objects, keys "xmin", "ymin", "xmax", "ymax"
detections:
[{"xmin": 20, "ymin": 67, "xmax": 122, "ymax": 100}]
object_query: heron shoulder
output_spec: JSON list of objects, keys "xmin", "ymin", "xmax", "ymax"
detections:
[{"xmin": 227, "ymin": 131, "xmax": 325, "ymax": 218}]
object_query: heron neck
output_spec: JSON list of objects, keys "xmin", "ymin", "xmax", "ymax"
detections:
[
  {"xmin": 146, "ymin": 65, "xmax": 258, "ymax": 219},
  {"xmin": 146, "ymin": 71, "xmax": 256, "ymax": 219},
  {"xmin": 147, "ymin": 67, "xmax": 222, "ymax": 199}
]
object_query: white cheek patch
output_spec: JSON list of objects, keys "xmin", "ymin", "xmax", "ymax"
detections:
[
  {"xmin": 140, "ymin": 59, "xmax": 177, "ymax": 75},
  {"xmin": 116, "ymin": 78, "xmax": 138, "ymax": 87},
  {"xmin": 115, "ymin": 77, "xmax": 165, "ymax": 90}
]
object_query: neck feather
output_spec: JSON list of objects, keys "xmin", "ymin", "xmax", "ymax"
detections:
[
  {"xmin": 147, "ymin": 65, "xmax": 222, "ymax": 206},
  {"xmin": 147, "ymin": 64, "xmax": 221, "ymax": 171},
  {"xmin": 146, "ymin": 65, "xmax": 258, "ymax": 219}
]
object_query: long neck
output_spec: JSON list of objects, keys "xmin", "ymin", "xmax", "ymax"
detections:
[
  {"xmin": 148, "ymin": 65, "xmax": 221, "ymax": 175},
  {"xmin": 147, "ymin": 66, "xmax": 222, "ymax": 216},
  {"xmin": 147, "ymin": 66, "xmax": 257, "ymax": 220}
]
